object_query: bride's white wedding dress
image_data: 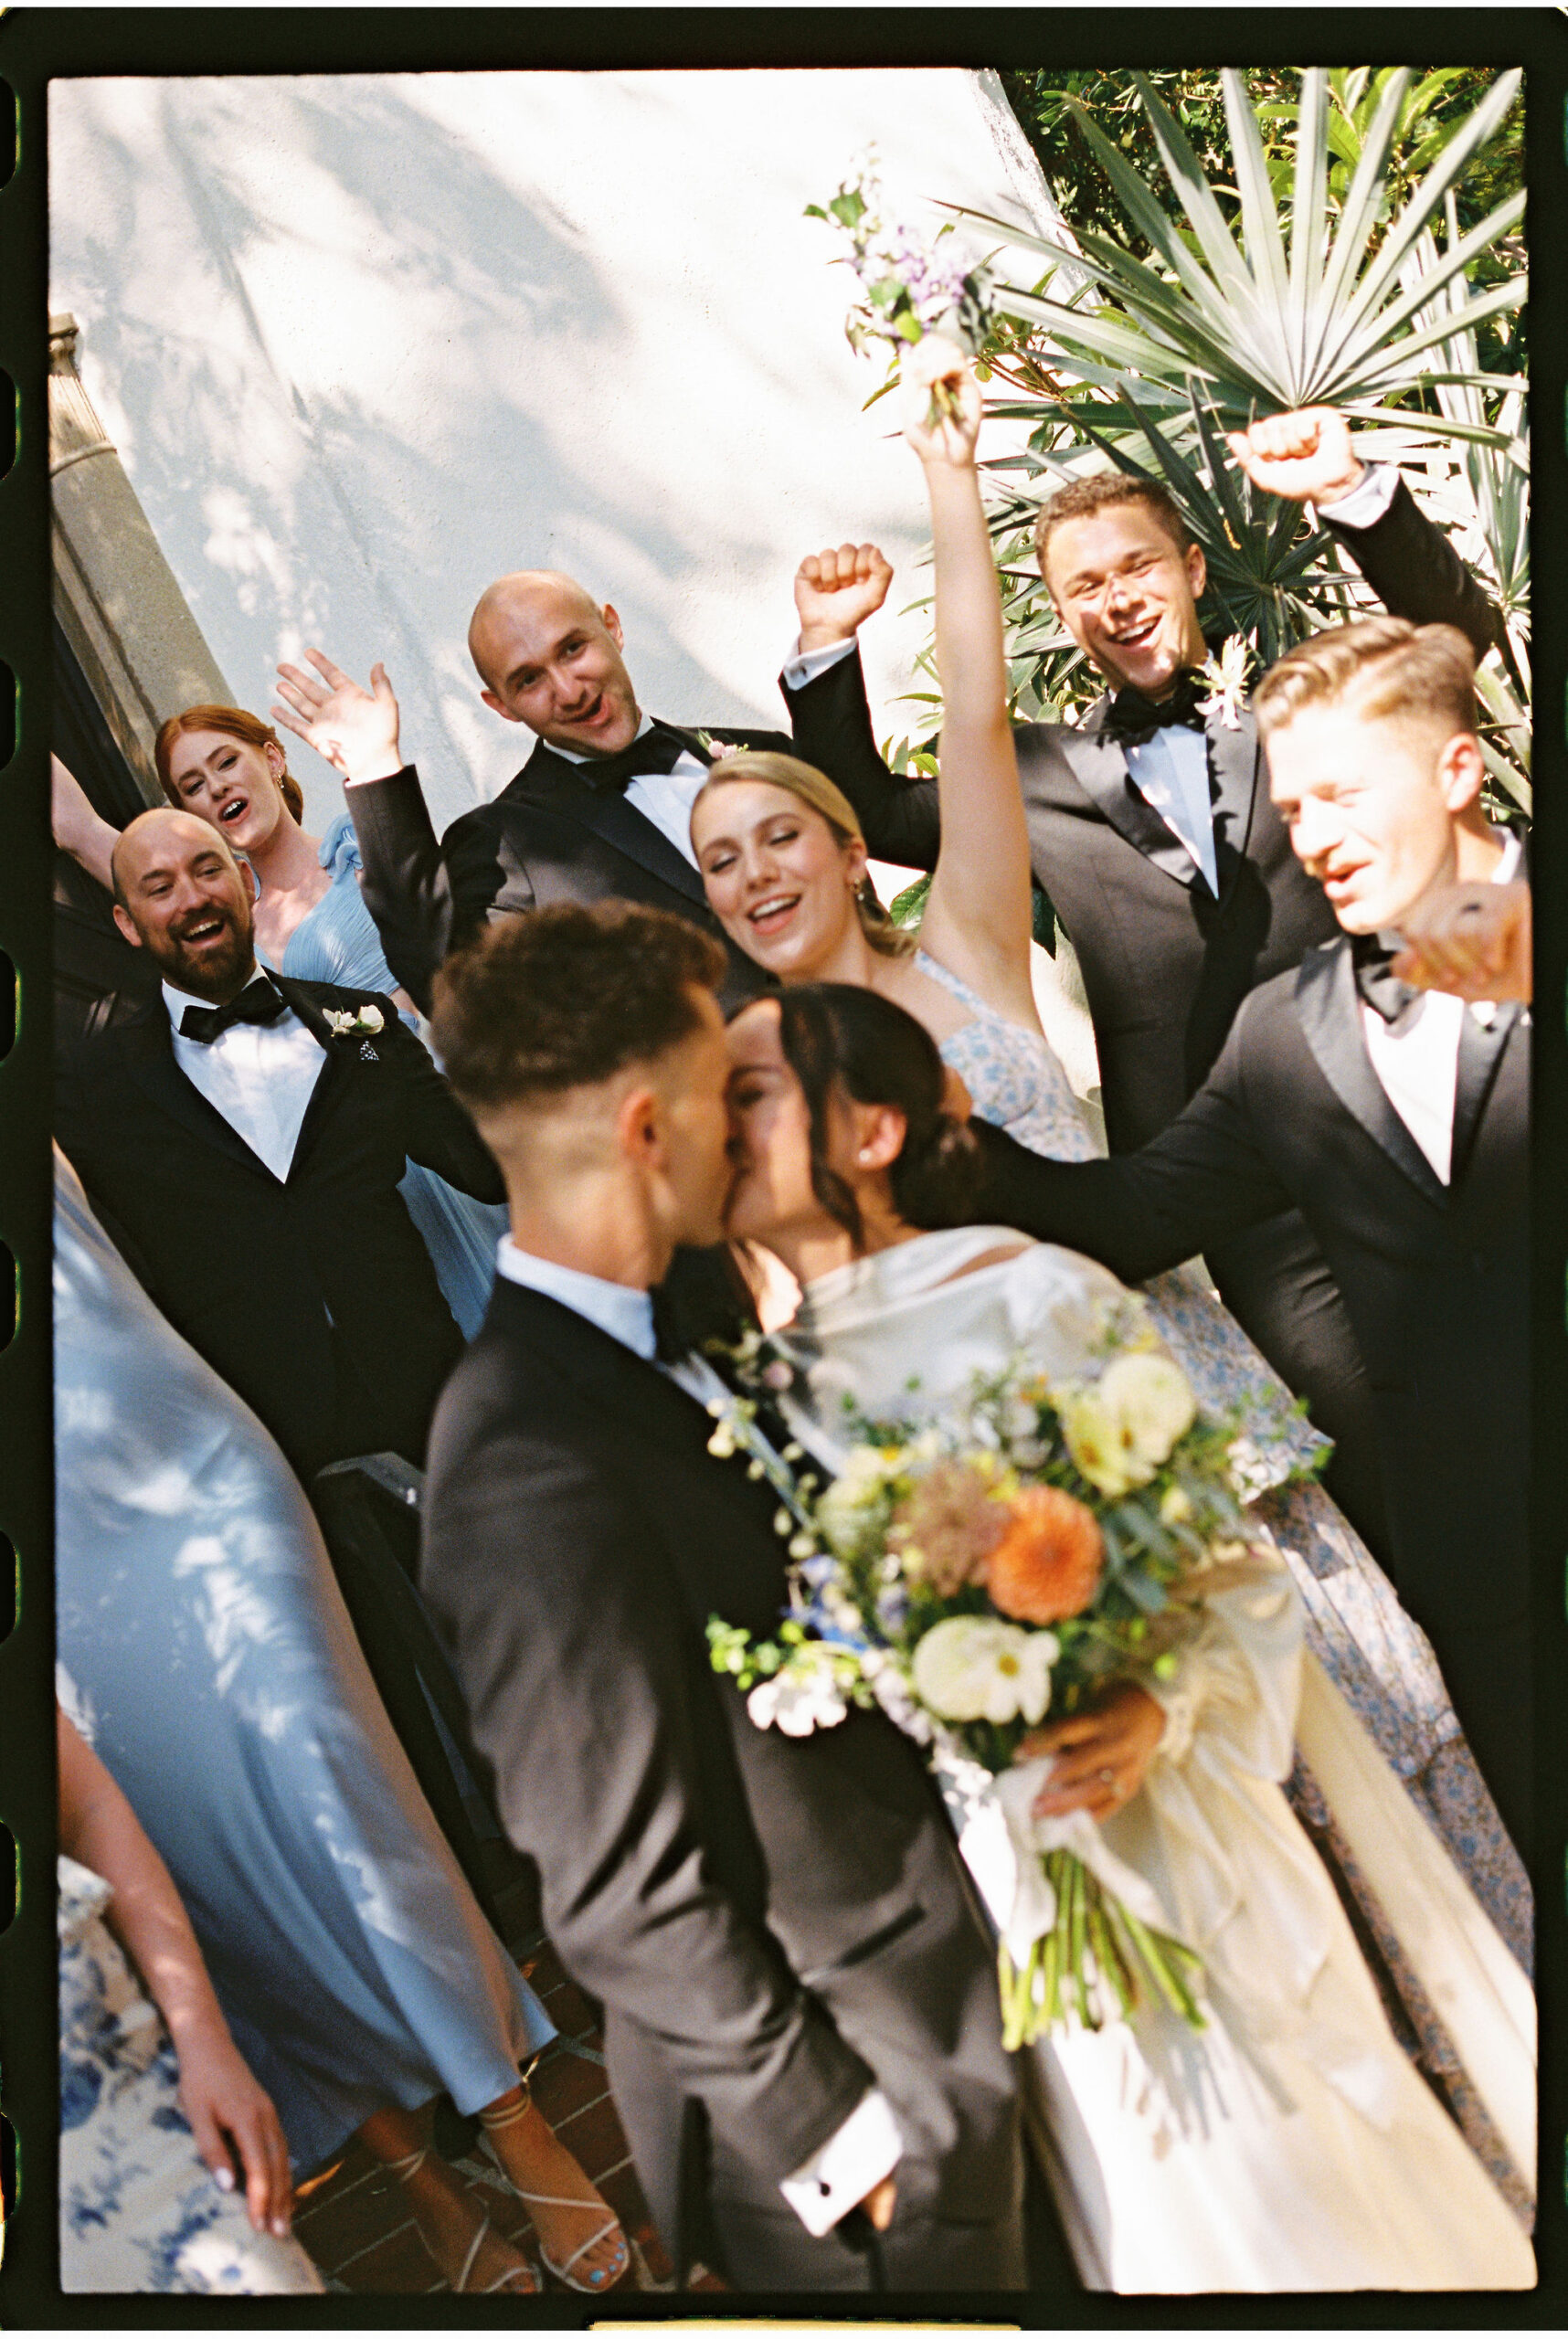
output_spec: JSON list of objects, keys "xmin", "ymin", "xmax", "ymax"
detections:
[{"xmin": 768, "ymin": 1227, "xmax": 1533, "ymax": 2293}]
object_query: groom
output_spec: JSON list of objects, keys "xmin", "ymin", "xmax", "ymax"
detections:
[{"xmin": 419, "ymin": 902, "xmax": 1033, "ymax": 2291}]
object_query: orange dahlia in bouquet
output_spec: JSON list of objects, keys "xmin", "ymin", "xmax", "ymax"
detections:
[
  {"xmin": 705, "ymin": 1334, "xmax": 1277, "ymax": 2043},
  {"xmin": 985, "ymin": 1486, "xmax": 1104, "ymax": 1625}
]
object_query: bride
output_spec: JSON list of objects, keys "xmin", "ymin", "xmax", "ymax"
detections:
[
  {"xmin": 687, "ymin": 339, "xmax": 1529, "ymax": 1982},
  {"xmin": 717, "ymin": 977, "xmax": 1532, "ymax": 2293}
]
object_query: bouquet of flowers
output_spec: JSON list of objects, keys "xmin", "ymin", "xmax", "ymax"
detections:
[
  {"xmin": 806, "ymin": 151, "xmax": 995, "ymax": 425},
  {"xmin": 705, "ymin": 1301, "xmax": 1272, "ymax": 2047}
]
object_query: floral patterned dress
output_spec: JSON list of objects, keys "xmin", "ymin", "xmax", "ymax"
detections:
[{"xmin": 58, "ymin": 1856, "xmax": 323, "ymax": 2295}]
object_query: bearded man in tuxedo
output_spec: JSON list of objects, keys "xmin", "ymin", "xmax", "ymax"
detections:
[
  {"xmin": 271, "ymin": 546, "xmax": 903, "ymax": 1016},
  {"xmin": 968, "ymin": 617, "xmax": 1531, "ymax": 1852},
  {"xmin": 827, "ymin": 407, "xmax": 1510, "ymax": 1568},
  {"xmin": 53, "ymin": 808, "xmax": 505, "ymax": 1482},
  {"xmin": 418, "ymin": 901, "xmax": 1037, "ymax": 2292}
]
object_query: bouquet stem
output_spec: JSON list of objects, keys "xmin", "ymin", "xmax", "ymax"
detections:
[{"xmin": 999, "ymin": 1852, "xmax": 1206, "ymax": 2047}]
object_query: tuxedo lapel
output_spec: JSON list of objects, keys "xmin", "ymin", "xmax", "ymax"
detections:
[
  {"xmin": 493, "ymin": 1278, "xmax": 716, "ymax": 1449},
  {"xmin": 518, "ymin": 738, "xmax": 710, "ymax": 907},
  {"xmin": 1293, "ymin": 941, "xmax": 1448, "ymax": 1206},
  {"xmin": 488, "ymin": 1282, "xmax": 786, "ymax": 1622},
  {"xmin": 1451, "ymin": 1000, "xmax": 1523, "ymax": 1187},
  {"xmin": 1205, "ymin": 713, "xmax": 1263, "ymax": 905},
  {"xmin": 122, "ymin": 1005, "xmax": 281, "ymax": 1182},
  {"xmin": 268, "ymin": 974, "xmax": 352, "ymax": 1180},
  {"xmin": 1064, "ymin": 709, "xmax": 1203, "ymax": 892}
]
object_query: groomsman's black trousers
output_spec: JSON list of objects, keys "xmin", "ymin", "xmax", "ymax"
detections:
[{"xmin": 1206, "ymin": 1208, "xmax": 1394, "ymax": 1573}]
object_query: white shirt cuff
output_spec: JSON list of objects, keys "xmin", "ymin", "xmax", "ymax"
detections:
[
  {"xmin": 781, "ymin": 635, "xmax": 858, "ymax": 694},
  {"xmin": 778, "ymin": 2087, "xmax": 902, "ymax": 2238},
  {"xmin": 1316, "ymin": 461, "xmax": 1399, "ymax": 530}
]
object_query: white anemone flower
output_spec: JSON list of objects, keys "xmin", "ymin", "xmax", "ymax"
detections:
[
  {"xmin": 1063, "ymin": 1352, "xmax": 1196, "ymax": 1495},
  {"xmin": 911, "ymin": 1615, "xmax": 1058, "ymax": 1727},
  {"xmin": 747, "ymin": 1656, "xmax": 848, "ymax": 1737}
]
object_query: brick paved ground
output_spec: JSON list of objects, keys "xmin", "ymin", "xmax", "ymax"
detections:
[{"xmin": 286, "ymin": 1844, "xmax": 726, "ymax": 2301}]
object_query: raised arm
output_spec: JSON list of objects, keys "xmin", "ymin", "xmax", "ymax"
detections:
[
  {"xmin": 52, "ymin": 754, "xmax": 120, "ymax": 894},
  {"xmin": 271, "ymin": 651, "xmax": 471, "ymax": 1011},
  {"xmin": 1228, "ymin": 407, "xmax": 1509, "ymax": 667},
  {"xmin": 782, "ymin": 548, "xmax": 941, "ymax": 874},
  {"xmin": 901, "ymin": 338, "xmax": 1041, "ymax": 1032},
  {"xmin": 58, "ymin": 1706, "xmax": 294, "ymax": 2237}
]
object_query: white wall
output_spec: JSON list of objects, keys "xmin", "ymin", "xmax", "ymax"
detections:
[{"xmin": 49, "ymin": 68, "xmax": 1064, "ymax": 837}]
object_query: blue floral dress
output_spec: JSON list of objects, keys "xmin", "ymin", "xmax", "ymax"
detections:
[
  {"xmin": 265, "ymin": 813, "xmax": 508, "ymax": 1338},
  {"xmin": 58, "ymin": 1854, "xmax": 323, "ymax": 2294}
]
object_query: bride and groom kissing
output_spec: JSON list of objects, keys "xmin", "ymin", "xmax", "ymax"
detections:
[{"xmin": 419, "ymin": 862, "xmax": 1532, "ymax": 2291}]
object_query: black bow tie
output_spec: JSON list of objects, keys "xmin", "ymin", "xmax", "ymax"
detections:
[
  {"xmin": 178, "ymin": 975, "xmax": 289, "ymax": 1045},
  {"xmin": 1351, "ymin": 932, "xmax": 1421, "ymax": 1028},
  {"xmin": 577, "ymin": 722, "xmax": 705, "ymax": 796},
  {"xmin": 1104, "ymin": 669, "xmax": 1210, "ymax": 746}
]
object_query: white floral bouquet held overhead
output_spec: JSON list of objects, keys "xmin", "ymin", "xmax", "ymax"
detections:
[
  {"xmin": 806, "ymin": 151, "xmax": 995, "ymax": 427},
  {"xmin": 705, "ymin": 1302, "xmax": 1287, "ymax": 2047}
]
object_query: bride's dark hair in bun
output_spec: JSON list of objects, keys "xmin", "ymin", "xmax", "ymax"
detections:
[{"xmin": 774, "ymin": 983, "xmax": 980, "ymax": 1246}]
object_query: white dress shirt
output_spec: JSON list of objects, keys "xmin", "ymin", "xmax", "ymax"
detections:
[
  {"xmin": 1361, "ymin": 833, "xmax": 1522, "ymax": 1185},
  {"xmin": 493, "ymin": 1232, "xmax": 903, "ymax": 2232},
  {"xmin": 1124, "ymin": 726, "xmax": 1218, "ymax": 894},
  {"xmin": 551, "ymin": 638, "xmax": 857, "ymax": 868},
  {"xmin": 163, "ymin": 968, "xmax": 326, "ymax": 1182},
  {"xmin": 1126, "ymin": 466, "xmax": 1400, "ymax": 891}
]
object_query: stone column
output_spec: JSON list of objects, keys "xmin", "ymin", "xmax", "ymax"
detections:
[{"xmin": 50, "ymin": 312, "xmax": 234, "ymax": 805}]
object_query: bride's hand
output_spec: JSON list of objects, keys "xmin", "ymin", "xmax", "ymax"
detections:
[
  {"xmin": 900, "ymin": 333, "xmax": 980, "ymax": 469},
  {"xmin": 272, "ymin": 650, "xmax": 403, "ymax": 786},
  {"xmin": 1018, "ymin": 1683, "xmax": 1165, "ymax": 1822}
]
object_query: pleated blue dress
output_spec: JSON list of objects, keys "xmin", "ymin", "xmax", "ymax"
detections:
[{"xmin": 54, "ymin": 1154, "xmax": 555, "ymax": 2177}]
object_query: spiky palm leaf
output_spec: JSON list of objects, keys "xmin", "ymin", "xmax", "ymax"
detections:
[{"xmin": 952, "ymin": 67, "xmax": 1523, "ymax": 439}]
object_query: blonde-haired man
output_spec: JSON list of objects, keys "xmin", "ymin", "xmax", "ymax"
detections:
[{"xmin": 972, "ymin": 617, "xmax": 1531, "ymax": 1852}]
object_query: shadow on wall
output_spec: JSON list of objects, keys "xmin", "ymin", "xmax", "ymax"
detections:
[{"xmin": 57, "ymin": 75, "xmax": 793, "ymax": 821}]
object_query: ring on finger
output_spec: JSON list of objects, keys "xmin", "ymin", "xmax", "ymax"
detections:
[{"xmin": 1097, "ymin": 1767, "xmax": 1117, "ymax": 1786}]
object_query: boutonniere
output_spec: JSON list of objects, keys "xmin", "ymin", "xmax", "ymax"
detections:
[
  {"xmin": 1194, "ymin": 636, "xmax": 1253, "ymax": 731},
  {"xmin": 692, "ymin": 730, "xmax": 749, "ymax": 762},
  {"xmin": 323, "ymin": 1003, "xmax": 386, "ymax": 1041}
]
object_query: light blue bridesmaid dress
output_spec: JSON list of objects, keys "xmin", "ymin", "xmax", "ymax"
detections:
[
  {"xmin": 54, "ymin": 1151, "xmax": 555, "ymax": 2177},
  {"xmin": 265, "ymin": 811, "xmax": 508, "ymax": 1338}
]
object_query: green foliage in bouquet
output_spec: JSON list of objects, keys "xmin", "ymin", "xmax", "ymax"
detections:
[{"xmin": 703, "ymin": 1320, "xmax": 1316, "ymax": 2039}]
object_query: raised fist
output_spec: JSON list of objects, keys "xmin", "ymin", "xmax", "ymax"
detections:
[
  {"xmin": 794, "ymin": 543, "xmax": 895, "ymax": 652},
  {"xmin": 1393, "ymin": 880, "xmax": 1531, "ymax": 1004},
  {"xmin": 1226, "ymin": 407, "xmax": 1365, "ymax": 509}
]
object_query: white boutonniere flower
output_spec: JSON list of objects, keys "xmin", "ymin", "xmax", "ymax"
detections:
[
  {"xmin": 323, "ymin": 1004, "xmax": 386, "ymax": 1040},
  {"xmin": 1195, "ymin": 635, "xmax": 1253, "ymax": 730}
]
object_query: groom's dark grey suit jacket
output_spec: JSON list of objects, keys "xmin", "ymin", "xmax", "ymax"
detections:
[{"xmin": 418, "ymin": 1278, "xmax": 1029, "ymax": 2292}]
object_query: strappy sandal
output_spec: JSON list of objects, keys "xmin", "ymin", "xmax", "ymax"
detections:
[
  {"xmin": 385, "ymin": 2143, "xmax": 541, "ymax": 2295},
  {"xmin": 480, "ymin": 2094, "xmax": 630, "ymax": 2291}
]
